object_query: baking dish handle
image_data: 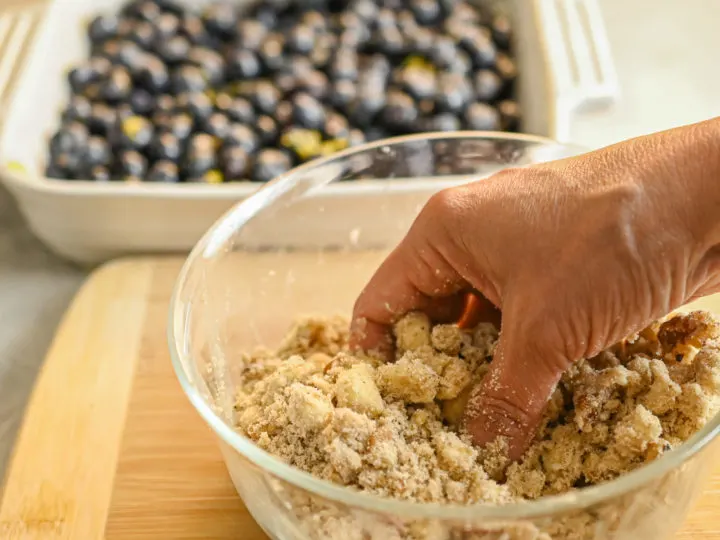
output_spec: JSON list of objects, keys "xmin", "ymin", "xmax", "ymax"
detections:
[
  {"xmin": 0, "ymin": 3, "xmax": 47, "ymax": 132},
  {"xmin": 535, "ymin": 0, "xmax": 619, "ymax": 135}
]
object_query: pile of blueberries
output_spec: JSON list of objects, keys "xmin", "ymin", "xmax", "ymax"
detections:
[{"xmin": 47, "ymin": 0, "xmax": 520, "ymax": 183}]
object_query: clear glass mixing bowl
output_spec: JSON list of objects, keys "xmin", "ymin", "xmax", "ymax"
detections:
[{"xmin": 168, "ymin": 132, "xmax": 720, "ymax": 540}]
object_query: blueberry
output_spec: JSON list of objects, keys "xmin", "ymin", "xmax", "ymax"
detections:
[
  {"xmin": 256, "ymin": 115, "xmax": 278, "ymax": 145},
  {"xmin": 435, "ymin": 72, "xmax": 472, "ymax": 113},
  {"xmin": 123, "ymin": 0, "xmax": 160, "ymax": 22},
  {"xmin": 179, "ymin": 14, "xmax": 214, "ymax": 47},
  {"xmin": 188, "ymin": 46, "xmax": 225, "ymax": 85},
  {"xmin": 292, "ymin": 92, "xmax": 325, "ymax": 130},
  {"xmin": 90, "ymin": 165, "xmax": 112, "ymax": 181},
  {"xmin": 375, "ymin": 8, "xmax": 396, "ymax": 29},
  {"xmin": 474, "ymin": 69, "xmax": 502, "ymax": 102},
  {"xmin": 330, "ymin": 49, "xmax": 359, "ymax": 81},
  {"xmin": 459, "ymin": 30, "xmax": 497, "ymax": 69},
  {"xmin": 156, "ymin": 34, "xmax": 190, "ymax": 64},
  {"xmin": 411, "ymin": 0, "xmax": 441, "ymax": 25},
  {"xmin": 491, "ymin": 14, "xmax": 512, "ymax": 50},
  {"xmin": 176, "ymin": 91, "xmax": 213, "ymax": 122},
  {"xmin": 88, "ymin": 15, "xmax": 120, "ymax": 43},
  {"xmin": 274, "ymin": 100, "xmax": 293, "ymax": 126},
  {"xmin": 301, "ymin": 10, "xmax": 327, "ymax": 32},
  {"xmin": 396, "ymin": 10, "xmax": 418, "ymax": 34},
  {"xmin": 329, "ymin": 79, "xmax": 356, "ymax": 110},
  {"xmin": 171, "ymin": 65, "xmax": 207, "ymax": 93},
  {"xmin": 463, "ymin": 102, "xmax": 500, "ymax": 130},
  {"xmin": 274, "ymin": 72, "xmax": 296, "ymax": 95},
  {"xmin": 85, "ymin": 135, "xmax": 111, "ymax": 167},
  {"xmin": 67, "ymin": 64, "xmax": 95, "ymax": 93},
  {"xmin": 349, "ymin": 87, "xmax": 385, "ymax": 127},
  {"xmin": 202, "ymin": 112, "xmax": 231, "ymax": 139},
  {"xmin": 100, "ymin": 65, "xmax": 132, "ymax": 102},
  {"xmin": 126, "ymin": 21, "xmax": 156, "ymax": 49},
  {"xmin": 202, "ymin": 2, "xmax": 237, "ymax": 40},
  {"xmin": 184, "ymin": 133, "xmax": 217, "ymax": 177},
  {"xmin": 498, "ymin": 99, "xmax": 520, "ymax": 131},
  {"xmin": 250, "ymin": 5, "xmax": 279, "ymax": 29},
  {"xmin": 396, "ymin": 66, "xmax": 436, "ymax": 101},
  {"xmin": 351, "ymin": 0, "xmax": 379, "ymax": 23},
  {"xmin": 287, "ymin": 24, "xmax": 315, "ymax": 55},
  {"xmin": 252, "ymin": 149, "xmax": 292, "ymax": 182},
  {"xmin": 221, "ymin": 145, "xmax": 251, "ymax": 180},
  {"xmin": 48, "ymin": 152, "xmax": 83, "ymax": 179},
  {"xmin": 216, "ymin": 94, "xmax": 255, "ymax": 125},
  {"xmin": 259, "ymin": 33, "xmax": 286, "ymax": 71},
  {"xmin": 137, "ymin": 55, "xmax": 169, "ymax": 93},
  {"xmin": 381, "ymin": 89, "xmax": 418, "ymax": 131},
  {"xmin": 236, "ymin": 20, "xmax": 268, "ymax": 51},
  {"xmin": 348, "ymin": 128, "xmax": 366, "ymax": 147},
  {"xmin": 163, "ymin": 112, "xmax": 194, "ymax": 141},
  {"xmin": 295, "ymin": 70, "xmax": 329, "ymax": 100},
  {"xmin": 116, "ymin": 115, "xmax": 154, "ymax": 149},
  {"xmin": 115, "ymin": 40, "xmax": 145, "ymax": 72},
  {"xmin": 495, "ymin": 52, "xmax": 517, "ymax": 91},
  {"xmin": 62, "ymin": 94, "xmax": 92, "ymax": 123},
  {"xmin": 155, "ymin": 94, "xmax": 176, "ymax": 114},
  {"xmin": 249, "ymin": 81, "xmax": 281, "ymax": 115},
  {"xmin": 373, "ymin": 27, "xmax": 405, "ymax": 57},
  {"xmin": 224, "ymin": 124, "xmax": 259, "ymax": 154},
  {"xmin": 50, "ymin": 122, "xmax": 87, "ymax": 156},
  {"xmin": 226, "ymin": 48, "xmax": 261, "ymax": 80},
  {"xmin": 405, "ymin": 27, "xmax": 435, "ymax": 55},
  {"xmin": 117, "ymin": 149, "xmax": 147, "ymax": 178},
  {"xmin": 89, "ymin": 103, "xmax": 117, "ymax": 135},
  {"xmin": 425, "ymin": 112, "xmax": 461, "ymax": 132},
  {"xmin": 155, "ymin": 12, "xmax": 180, "ymax": 40},
  {"xmin": 117, "ymin": 103, "xmax": 136, "ymax": 122},
  {"xmin": 431, "ymin": 36, "xmax": 463, "ymax": 71},
  {"xmin": 365, "ymin": 126, "xmax": 390, "ymax": 142},
  {"xmin": 147, "ymin": 160, "xmax": 180, "ymax": 182},
  {"xmin": 323, "ymin": 111, "xmax": 351, "ymax": 141},
  {"xmin": 149, "ymin": 131, "xmax": 182, "ymax": 161},
  {"xmin": 129, "ymin": 89, "xmax": 154, "ymax": 115}
]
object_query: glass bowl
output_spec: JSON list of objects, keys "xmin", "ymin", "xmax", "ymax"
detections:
[{"xmin": 168, "ymin": 132, "xmax": 720, "ymax": 540}]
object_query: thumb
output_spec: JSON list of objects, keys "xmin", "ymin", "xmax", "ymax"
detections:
[{"xmin": 462, "ymin": 315, "xmax": 565, "ymax": 461}]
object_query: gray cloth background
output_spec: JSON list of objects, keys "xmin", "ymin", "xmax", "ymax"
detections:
[{"xmin": 0, "ymin": 185, "xmax": 84, "ymax": 478}]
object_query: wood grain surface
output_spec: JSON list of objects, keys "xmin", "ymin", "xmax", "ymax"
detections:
[{"xmin": 0, "ymin": 256, "xmax": 720, "ymax": 539}]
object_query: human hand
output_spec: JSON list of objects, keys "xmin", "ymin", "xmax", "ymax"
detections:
[{"xmin": 350, "ymin": 119, "xmax": 720, "ymax": 459}]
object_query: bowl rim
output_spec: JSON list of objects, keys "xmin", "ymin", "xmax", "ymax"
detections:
[{"xmin": 168, "ymin": 130, "xmax": 720, "ymax": 521}]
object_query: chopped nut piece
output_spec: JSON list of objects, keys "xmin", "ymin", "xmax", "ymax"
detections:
[
  {"xmin": 287, "ymin": 383, "xmax": 333, "ymax": 434},
  {"xmin": 613, "ymin": 404, "xmax": 662, "ymax": 456},
  {"xmin": 437, "ymin": 357, "xmax": 472, "ymax": 400},
  {"xmin": 394, "ymin": 311, "xmax": 432, "ymax": 351},
  {"xmin": 336, "ymin": 364, "xmax": 384, "ymax": 417},
  {"xmin": 377, "ymin": 356, "xmax": 439, "ymax": 403},
  {"xmin": 431, "ymin": 324, "xmax": 465, "ymax": 355},
  {"xmin": 434, "ymin": 431, "xmax": 478, "ymax": 478}
]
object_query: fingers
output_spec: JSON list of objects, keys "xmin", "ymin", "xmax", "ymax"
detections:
[
  {"xmin": 463, "ymin": 322, "xmax": 565, "ymax": 461},
  {"xmin": 350, "ymin": 238, "xmax": 469, "ymax": 355}
]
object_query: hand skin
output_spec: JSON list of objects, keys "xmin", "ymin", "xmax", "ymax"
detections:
[{"xmin": 349, "ymin": 117, "xmax": 720, "ymax": 460}]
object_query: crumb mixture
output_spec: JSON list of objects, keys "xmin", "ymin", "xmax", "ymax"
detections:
[{"xmin": 234, "ymin": 310, "xmax": 720, "ymax": 506}]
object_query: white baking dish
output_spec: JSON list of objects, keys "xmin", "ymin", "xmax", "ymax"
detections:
[{"xmin": 0, "ymin": 0, "xmax": 618, "ymax": 265}]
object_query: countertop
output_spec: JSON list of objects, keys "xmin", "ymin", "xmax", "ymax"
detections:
[{"xmin": 1, "ymin": 0, "xmax": 720, "ymax": 480}]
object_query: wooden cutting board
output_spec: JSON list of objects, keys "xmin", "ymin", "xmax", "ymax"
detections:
[{"xmin": 1, "ymin": 256, "xmax": 720, "ymax": 539}]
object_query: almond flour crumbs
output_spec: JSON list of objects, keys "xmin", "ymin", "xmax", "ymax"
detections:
[{"xmin": 233, "ymin": 311, "xmax": 720, "ymax": 538}]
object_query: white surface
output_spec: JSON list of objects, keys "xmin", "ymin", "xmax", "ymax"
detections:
[
  {"xmin": 0, "ymin": 0, "xmax": 616, "ymax": 264},
  {"xmin": 0, "ymin": 0, "xmax": 719, "ymax": 483}
]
